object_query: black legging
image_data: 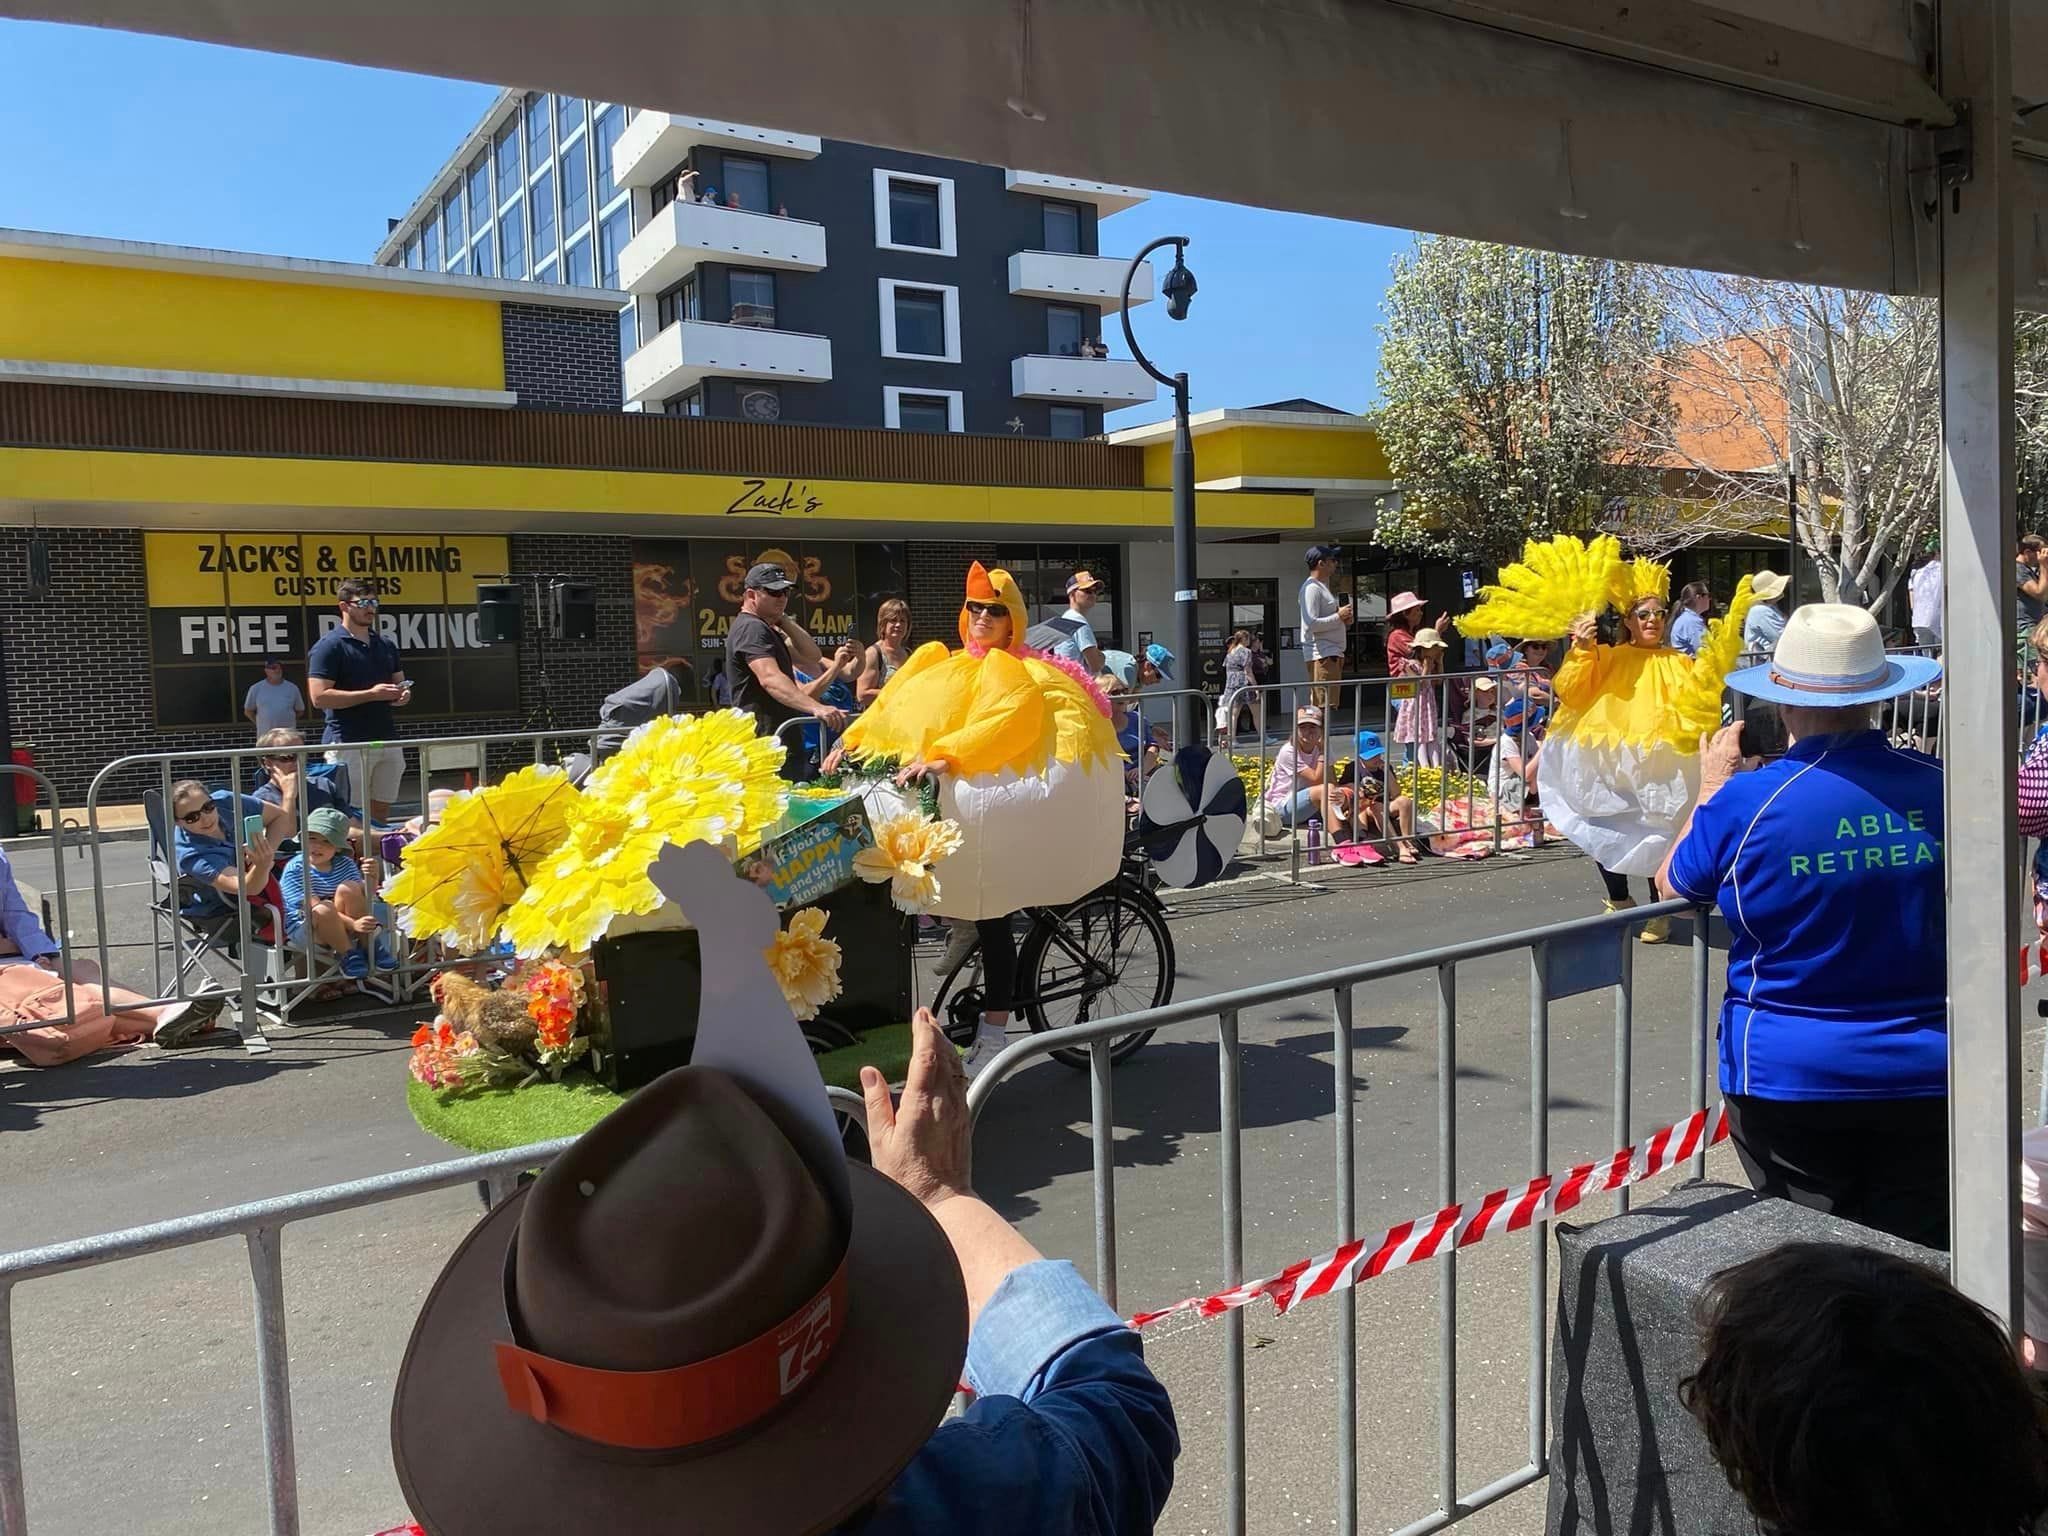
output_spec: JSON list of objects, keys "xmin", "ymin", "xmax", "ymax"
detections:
[
  {"xmin": 975, "ymin": 916, "xmax": 1018, "ymax": 1015},
  {"xmin": 1597, "ymin": 864, "xmax": 1655, "ymax": 905}
]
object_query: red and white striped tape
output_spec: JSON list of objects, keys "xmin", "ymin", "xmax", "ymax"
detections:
[{"xmin": 1128, "ymin": 1103, "xmax": 1729, "ymax": 1330}]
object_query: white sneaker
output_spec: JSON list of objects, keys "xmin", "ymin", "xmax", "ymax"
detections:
[
  {"xmin": 961, "ymin": 1026, "xmax": 1009, "ymax": 1081},
  {"xmin": 932, "ymin": 921, "xmax": 979, "ymax": 980}
]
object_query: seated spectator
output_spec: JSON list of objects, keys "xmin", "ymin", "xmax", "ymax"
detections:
[
  {"xmin": 1265, "ymin": 707, "xmax": 1348, "ymax": 834},
  {"xmin": 279, "ymin": 806, "xmax": 397, "ymax": 998},
  {"xmin": 0, "ymin": 843, "xmax": 223, "ymax": 1062},
  {"xmin": 254, "ymin": 727, "xmax": 368, "ymax": 859},
  {"xmin": 389, "ymin": 1006, "xmax": 1177, "ymax": 1535},
  {"xmin": 1100, "ymin": 672, "xmax": 1156, "ymax": 795},
  {"xmin": 590, "ymin": 658, "xmax": 693, "ymax": 767},
  {"xmin": 171, "ymin": 776, "xmax": 296, "ymax": 934},
  {"xmin": 1343, "ymin": 730, "xmax": 1419, "ymax": 865},
  {"xmin": 1681, "ymin": 1242, "xmax": 2048, "ymax": 1536}
]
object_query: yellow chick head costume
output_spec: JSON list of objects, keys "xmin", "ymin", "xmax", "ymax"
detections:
[
  {"xmin": 1460, "ymin": 536, "xmax": 1755, "ymax": 876},
  {"xmin": 840, "ymin": 562, "xmax": 1125, "ymax": 919}
]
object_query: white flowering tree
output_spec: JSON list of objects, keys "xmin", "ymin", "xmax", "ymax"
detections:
[{"xmin": 1373, "ymin": 236, "xmax": 1673, "ymax": 565}]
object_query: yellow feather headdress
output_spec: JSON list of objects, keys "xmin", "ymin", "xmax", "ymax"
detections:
[{"xmin": 1456, "ymin": 534, "xmax": 1625, "ymax": 641}]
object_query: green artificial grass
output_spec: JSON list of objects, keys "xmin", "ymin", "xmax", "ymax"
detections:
[{"xmin": 406, "ymin": 1021, "xmax": 917, "ymax": 1153}]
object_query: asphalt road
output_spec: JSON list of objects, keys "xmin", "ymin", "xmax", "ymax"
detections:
[{"xmin": 2, "ymin": 839, "xmax": 2022, "ymax": 1536}]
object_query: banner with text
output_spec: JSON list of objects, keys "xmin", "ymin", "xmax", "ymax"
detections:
[{"xmin": 144, "ymin": 533, "xmax": 518, "ymax": 729}]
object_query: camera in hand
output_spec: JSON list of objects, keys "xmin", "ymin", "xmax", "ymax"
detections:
[{"xmin": 1738, "ymin": 703, "xmax": 1786, "ymax": 762}]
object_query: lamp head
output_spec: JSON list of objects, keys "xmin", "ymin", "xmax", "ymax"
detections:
[{"xmin": 1162, "ymin": 245, "xmax": 1198, "ymax": 321}]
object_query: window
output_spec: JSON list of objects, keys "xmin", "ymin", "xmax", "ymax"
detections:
[
  {"xmin": 664, "ymin": 389, "xmax": 704, "ymax": 417},
  {"xmin": 1046, "ymin": 304, "xmax": 1087, "ymax": 357},
  {"xmin": 618, "ymin": 304, "xmax": 638, "ymax": 360},
  {"xmin": 557, "ymin": 95, "xmax": 586, "ymax": 142},
  {"xmin": 1043, "ymin": 201, "xmax": 1083, "ymax": 254},
  {"xmin": 561, "ymin": 144, "xmax": 590, "ymax": 238},
  {"xmin": 420, "ymin": 218, "xmax": 440, "ymax": 271},
  {"xmin": 472, "ymin": 237, "xmax": 494, "ymax": 277},
  {"xmin": 884, "ymin": 387, "xmax": 963, "ymax": 433},
  {"xmin": 657, "ymin": 276, "xmax": 700, "ymax": 330},
  {"xmin": 495, "ymin": 125, "xmax": 522, "ymax": 200},
  {"xmin": 564, "ymin": 234, "xmax": 594, "ymax": 287},
  {"xmin": 441, "ymin": 189, "xmax": 465, "ymax": 259},
  {"xmin": 530, "ymin": 168, "xmax": 557, "ymax": 265},
  {"xmin": 878, "ymin": 279, "xmax": 961, "ymax": 362},
  {"xmin": 593, "ymin": 105, "xmax": 625, "ymax": 205},
  {"xmin": 1049, "ymin": 406, "xmax": 1089, "ymax": 440},
  {"xmin": 729, "ymin": 269, "xmax": 776, "ymax": 327},
  {"xmin": 499, "ymin": 196, "xmax": 526, "ymax": 278},
  {"xmin": 723, "ymin": 154, "xmax": 771, "ymax": 213},
  {"xmin": 405, "ymin": 236, "xmax": 422, "ymax": 270},
  {"xmin": 525, "ymin": 92, "xmax": 551, "ymax": 167},
  {"xmin": 467, "ymin": 154, "xmax": 492, "ymax": 231},
  {"xmin": 873, "ymin": 170, "xmax": 957, "ymax": 255},
  {"xmin": 599, "ymin": 205, "xmax": 631, "ymax": 288}
]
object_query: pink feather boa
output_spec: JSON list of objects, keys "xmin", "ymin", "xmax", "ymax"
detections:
[{"xmin": 1024, "ymin": 645, "xmax": 1114, "ymax": 718}]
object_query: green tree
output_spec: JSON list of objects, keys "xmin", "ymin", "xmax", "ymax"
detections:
[{"xmin": 1373, "ymin": 237, "xmax": 1672, "ymax": 565}]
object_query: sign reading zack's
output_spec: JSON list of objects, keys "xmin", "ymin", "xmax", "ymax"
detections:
[{"xmin": 145, "ymin": 534, "xmax": 520, "ymax": 730}]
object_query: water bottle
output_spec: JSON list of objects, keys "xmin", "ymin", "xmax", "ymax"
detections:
[{"xmin": 1305, "ymin": 813, "xmax": 1324, "ymax": 866}]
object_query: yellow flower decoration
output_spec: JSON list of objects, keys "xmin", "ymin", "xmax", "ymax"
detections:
[
  {"xmin": 502, "ymin": 709, "xmax": 788, "ymax": 956},
  {"xmin": 764, "ymin": 907, "xmax": 843, "ymax": 1022},
  {"xmin": 383, "ymin": 766, "xmax": 577, "ymax": 953},
  {"xmin": 853, "ymin": 808, "xmax": 964, "ymax": 915}
]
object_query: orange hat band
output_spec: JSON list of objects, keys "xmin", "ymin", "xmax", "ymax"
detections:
[{"xmin": 494, "ymin": 1251, "xmax": 849, "ymax": 1451}]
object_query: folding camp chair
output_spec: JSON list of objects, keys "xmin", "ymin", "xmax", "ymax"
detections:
[{"xmin": 142, "ymin": 788, "xmax": 296, "ymax": 1031}]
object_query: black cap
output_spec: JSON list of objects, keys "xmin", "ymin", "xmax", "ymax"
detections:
[
  {"xmin": 1306, "ymin": 544, "xmax": 1343, "ymax": 566},
  {"xmin": 743, "ymin": 562, "xmax": 796, "ymax": 592}
]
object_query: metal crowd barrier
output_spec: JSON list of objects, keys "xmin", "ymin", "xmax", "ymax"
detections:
[
  {"xmin": 964, "ymin": 894, "xmax": 1711, "ymax": 1536},
  {"xmin": 81, "ymin": 725, "xmax": 608, "ymax": 1043}
]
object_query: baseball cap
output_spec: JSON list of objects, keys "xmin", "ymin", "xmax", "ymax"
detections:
[
  {"xmin": 1066, "ymin": 570, "xmax": 1104, "ymax": 595},
  {"xmin": 1306, "ymin": 544, "xmax": 1343, "ymax": 566},
  {"xmin": 1484, "ymin": 640, "xmax": 1513, "ymax": 662},
  {"xmin": 1354, "ymin": 729, "xmax": 1386, "ymax": 762},
  {"xmin": 262, "ymin": 655, "xmax": 284, "ymax": 668},
  {"xmin": 1143, "ymin": 642, "xmax": 1175, "ymax": 681},
  {"xmin": 303, "ymin": 806, "xmax": 351, "ymax": 844},
  {"xmin": 1295, "ymin": 705, "xmax": 1323, "ymax": 726},
  {"xmin": 743, "ymin": 562, "xmax": 796, "ymax": 592}
]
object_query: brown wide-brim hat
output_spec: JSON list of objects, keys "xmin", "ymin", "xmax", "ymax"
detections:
[{"xmin": 391, "ymin": 1160, "xmax": 966, "ymax": 1536}]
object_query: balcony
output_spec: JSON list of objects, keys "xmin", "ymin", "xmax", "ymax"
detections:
[
  {"xmin": 1004, "ymin": 170, "xmax": 1149, "ymax": 216},
  {"xmin": 619, "ymin": 202, "xmax": 827, "ymax": 296},
  {"xmin": 1010, "ymin": 353, "xmax": 1156, "ymax": 407},
  {"xmin": 1008, "ymin": 250, "xmax": 1152, "ymax": 311},
  {"xmin": 612, "ymin": 111, "xmax": 822, "ymax": 190},
  {"xmin": 624, "ymin": 319, "xmax": 832, "ymax": 405}
]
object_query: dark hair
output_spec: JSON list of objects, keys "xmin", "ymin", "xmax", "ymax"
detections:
[
  {"xmin": 1680, "ymin": 1243, "xmax": 2048, "ymax": 1536},
  {"xmin": 1677, "ymin": 581, "xmax": 1712, "ymax": 607},
  {"xmin": 336, "ymin": 577, "xmax": 378, "ymax": 606},
  {"xmin": 2020, "ymin": 535, "xmax": 2045, "ymax": 554}
]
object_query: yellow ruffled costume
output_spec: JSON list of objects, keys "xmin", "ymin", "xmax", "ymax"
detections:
[
  {"xmin": 841, "ymin": 563, "xmax": 1125, "ymax": 919},
  {"xmin": 1460, "ymin": 535, "xmax": 1755, "ymax": 875}
]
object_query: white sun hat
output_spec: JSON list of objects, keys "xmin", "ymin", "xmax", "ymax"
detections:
[{"xmin": 1725, "ymin": 603, "xmax": 1940, "ymax": 707}]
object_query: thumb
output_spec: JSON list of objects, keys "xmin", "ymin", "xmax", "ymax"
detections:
[{"xmin": 859, "ymin": 1066, "xmax": 896, "ymax": 1139}]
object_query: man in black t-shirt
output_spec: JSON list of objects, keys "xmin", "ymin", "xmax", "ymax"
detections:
[{"xmin": 724, "ymin": 563, "xmax": 851, "ymax": 778}]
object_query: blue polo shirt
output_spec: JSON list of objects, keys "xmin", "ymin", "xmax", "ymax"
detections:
[
  {"xmin": 306, "ymin": 625, "xmax": 402, "ymax": 743},
  {"xmin": 175, "ymin": 789, "xmax": 268, "ymax": 918},
  {"xmin": 1666, "ymin": 730, "xmax": 1946, "ymax": 1102}
]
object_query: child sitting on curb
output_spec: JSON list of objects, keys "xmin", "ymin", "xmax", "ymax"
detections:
[{"xmin": 280, "ymin": 805, "xmax": 399, "ymax": 1000}]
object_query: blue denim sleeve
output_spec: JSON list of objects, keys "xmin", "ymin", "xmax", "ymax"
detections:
[{"xmin": 846, "ymin": 1260, "xmax": 1178, "ymax": 1536}]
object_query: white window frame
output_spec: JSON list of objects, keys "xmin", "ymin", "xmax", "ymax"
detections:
[
  {"xmin": 873, "ymin": 169, "xmax": 957, "ymax": 257},
  {"xmin": 883, "ymin": 385, "xmax": 965, "ymax": 432},
  {"xmin": 878, "ymin": 278, "xmax": 961, "ymax": 364}
]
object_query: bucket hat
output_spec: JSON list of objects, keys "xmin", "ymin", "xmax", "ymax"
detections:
[
  {"xmin": 1725, "ymin": 603, "xmax": 1940, "ymax": 707},
  {"xmin": 1386, "ymin": 591, "xmax": 1426, "ymax": 620}
]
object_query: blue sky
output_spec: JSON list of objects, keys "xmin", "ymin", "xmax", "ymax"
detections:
[{"xmin": 0, "ymin": 20, "xmax": 1409, "ymax": 428}]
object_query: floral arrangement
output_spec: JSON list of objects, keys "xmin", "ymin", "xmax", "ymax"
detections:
[
  {"xmin": 408, "ymin": 957, "xmax": 602, "ymax": 1093},
  {"xmin": 1229, "ymin": 754, "xmax": 1487, "ymax": 820},
  {"xmin": 764, "ymin": 907, "xmax": 842, "ymax": 1021},
  {"xmin": 853, "ymin": 807, "xmax": 964, "ymax": 914},
  {"xmin": 383, "ymin": 764, "xmax": 578, "ymax": 953}
]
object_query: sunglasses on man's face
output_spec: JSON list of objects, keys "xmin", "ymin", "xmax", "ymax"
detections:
[
  {"xmin": 348, "ymin": 596, "xmax": 381, "ymax": 610},
  {"xmin": 964, "ymin": 601, "xmax": 1007, "ymax": 618}
]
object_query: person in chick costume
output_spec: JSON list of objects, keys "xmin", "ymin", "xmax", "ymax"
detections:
[
  {"xmin": 1458, "ymin": 535, "xmax": 1755, "ymax": 942},
  {"xmin": 839, "ymin": 562, "xmax": 1125, "ymax": 1074}
]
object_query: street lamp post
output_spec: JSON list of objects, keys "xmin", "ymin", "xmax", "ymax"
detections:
[{"xmin": 1121, "ymin": 237, "xmax": 1200, "ymax": 747}]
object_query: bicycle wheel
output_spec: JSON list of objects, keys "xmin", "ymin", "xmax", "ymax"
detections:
[{"xmin": 1020, "ymin": 883, "xmax": 1174, "ymax": 1068}]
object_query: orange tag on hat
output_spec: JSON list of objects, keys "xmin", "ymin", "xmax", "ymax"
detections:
[{"xmin": 493, "ymin": 1256, "xmax": 848, "ymax": 1450}]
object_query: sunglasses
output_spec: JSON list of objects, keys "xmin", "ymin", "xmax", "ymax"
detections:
[
  {"xmin": 964, "ymin": 601, "xmax": 1007, "ymax": 618},
  {"xmin": 1631, "ymin": 606, "xmax": 1668, "ymax": 621},
  {"xmin": 176, "ymin": 804, "xmax": 216, "ymax": 825},
  {"xmin": 348, "ymin": 596, "xmax": 381, "ymax": 610}
]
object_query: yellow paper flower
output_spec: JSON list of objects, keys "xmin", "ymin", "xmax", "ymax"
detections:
[
  {"xmin": 764, "ymin": 906, "xmax": 843, "ymax": 1021},
  {"xmin": 502, "ymin": 709, "xmax": 787, "ymax": 956},
  {"xmin": 384, "ymin": 766, "xmax": 577, "ymax": 953},
  {"xmin": 853, "ymin": 808, "xmax": 964, "ymax": 915}
]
